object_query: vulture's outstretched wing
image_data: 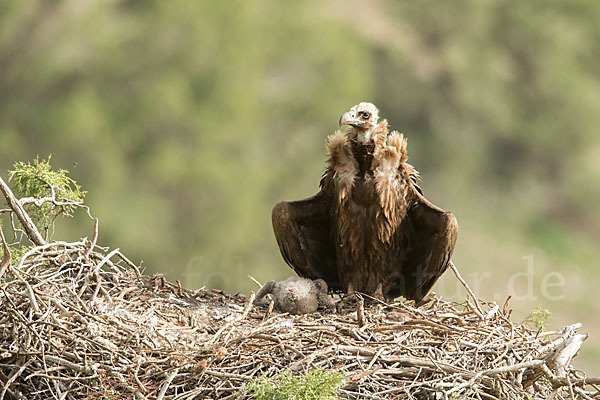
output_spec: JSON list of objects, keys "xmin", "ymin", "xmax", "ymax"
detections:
[
  {"xmin": 389, "ymin": 192, "xmax": 458, "ymax": 302},
  {"xmin": 272, "ymin": 192, "xmax": 341, "ymax": 291}
]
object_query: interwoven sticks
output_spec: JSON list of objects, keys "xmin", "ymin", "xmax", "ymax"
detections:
[
  {"xmin": 0, "ymin": 173, "xmax": 598, "ymax": 399},
  {"xmin": 0, "ymin": 242, "xmax": 597, "ymax": 399}
]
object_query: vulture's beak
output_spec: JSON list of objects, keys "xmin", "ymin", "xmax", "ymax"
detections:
[{"xmin": 339, "ymin": 111, "xmax": 362, "ymax": 127}]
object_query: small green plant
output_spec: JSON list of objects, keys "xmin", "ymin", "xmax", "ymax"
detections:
[
  {"xmin": 530, "ymin": 304, "xmax": 553, "ymax": 330},
  {"xmin": 8, "ymin": 155, "xmax": 86, "ymax": 231},
  {"xmin": 246, "ymin": 368, "xmax": 344, "ymax": 400}
]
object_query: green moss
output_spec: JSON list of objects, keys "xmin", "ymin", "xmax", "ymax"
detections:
[{"xmin": 246, "ymin": 368, "xmax": 344, "ymax": 400}]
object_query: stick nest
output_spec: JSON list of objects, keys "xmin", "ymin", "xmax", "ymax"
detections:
[{"xmin": 0, "ymin": 240, "xmax": 598, "ymax": 400}]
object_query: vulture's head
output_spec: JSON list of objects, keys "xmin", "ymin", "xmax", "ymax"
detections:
[{"xmin": 339, "ymin": 102, "xmax": 380, "ymax": 143}]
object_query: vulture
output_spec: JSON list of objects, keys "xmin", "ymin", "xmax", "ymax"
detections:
[{"xmin": 272, "ymin": 102, "xmax": 458, "ymax": 302}]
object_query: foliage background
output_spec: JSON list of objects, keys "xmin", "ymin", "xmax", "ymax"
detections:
[{"xmin": 1, "ymin": 0, "xmax": 598, "ymax": 373}]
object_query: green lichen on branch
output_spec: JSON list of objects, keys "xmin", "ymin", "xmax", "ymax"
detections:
[
  {"xmin": 8, "ymin": 155, "xmax": 86, "ymax": 231},
  {"xmin": 246, "ymin": 368, "xmax": 344, "ymax": 400}
]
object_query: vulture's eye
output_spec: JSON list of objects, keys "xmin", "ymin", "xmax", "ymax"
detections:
[{"xmin": 360, "ymin": 112, "xmax": 370, "ymax": 120}]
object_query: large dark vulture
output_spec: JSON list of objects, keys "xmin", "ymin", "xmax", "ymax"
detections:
[{"xmin": 272, "ymin": 103, "xmax": 458, "ymax": 302}]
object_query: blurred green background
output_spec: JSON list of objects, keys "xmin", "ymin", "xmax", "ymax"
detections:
[{"xmin": 1, "ymin": 1, "xmax": 599, "ymax": 373}]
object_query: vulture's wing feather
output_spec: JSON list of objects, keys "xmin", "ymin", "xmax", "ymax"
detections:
[
  {"xmin": 393, "ymin": 192, "xmax": 458, "ymax": 302},
  {"xmin": 272, "ymin": 192, "xmax": 341, "ymax": 291}
]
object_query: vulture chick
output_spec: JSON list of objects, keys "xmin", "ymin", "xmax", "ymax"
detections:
[
  {"xmin": 253, "ymin": 277, "xmax": 335, "ymax": 315},
  {"xmin": 272, "ymin": 102, "xmax": 458, "ymax": 302}
]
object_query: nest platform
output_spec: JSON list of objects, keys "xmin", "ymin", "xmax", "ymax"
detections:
[{"xmin": 0, "ymin": 239, "xmax": 598, "ymax": 400}]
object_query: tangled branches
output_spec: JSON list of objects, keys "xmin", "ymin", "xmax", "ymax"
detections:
[
  {"xmin": 0, "ymin": 169, "xmax": 599, "ymax": 399},
  {"xmin": 0, "ymin": 239, "xmax": 598, "ymax": 399}
]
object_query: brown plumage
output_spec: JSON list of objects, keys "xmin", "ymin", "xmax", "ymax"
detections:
[{"xmin": 272, "ymin": 102, "xmax": 458, "ymax": 302}]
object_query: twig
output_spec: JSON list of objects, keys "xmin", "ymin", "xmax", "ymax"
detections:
[
  {"xmin": 203, "ymin": 370, "xmax": 252, "ymax": 381},
  {"xmin": 223, "ymin": 291, "xmax": 255, "ymax": 342},
  {"xmin": 574, "ymin": 386, "xmax": 595, "ymax": 400},
  {"xmin": 0, "ymin": 227, "xmax": 11, "ymax": 279},
  {"xmin": 18, "ymin": 195, "xmax": 83, "ymax": 209},
  {"xmin": 356, "ymin": 295, "xmax": 366, "ymax": 328},
  {"xmin": 91, "ymin": 248, "xmax": 120, "ymax": 273},
  {"xmin": 263, "ymin": 299, "xmax": 274, "ymax": 322},
  {"xmin": 43, "ymin": 355, "xmax": 93, "ymax": 374},
  {"xmin": 0, "ymin": 176, "xmax": 46, "ymax": 246},
  {"xmin": 156, "ymin": 368, "xmax": 180, "ymax": 400},
  {"xmin": 247, "ymin": 275, "xmax": 262, "ymax": 288},
  {"xmin": 449, "ymin": 261, "xmax": 484, "ymax": 317},
  {"xmin": 83, "ymin": 218, "xmax": 99, "ymax": 258},
  {"xmin": 210, "ymin": 292, "xmax": 255, "ymax": 344},
  {"xmin": 367, "ymin": 347, "xmax": 386, "ymax": 370},
  {"xmin": 115, "ymin": 250, "xmax": 142, "ymax": 277},
  {"xmin": 0, "ymin": 359, "xmax": 33, "ymax": 400},
  {"xmin": 539, "ymin": 363, "xmax": 600, "ymax": 387}
]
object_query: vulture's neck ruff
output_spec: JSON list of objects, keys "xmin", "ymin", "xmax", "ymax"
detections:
[{"xmin": 327, "ymin": 111, "xmax": 413, "ymax": 228}]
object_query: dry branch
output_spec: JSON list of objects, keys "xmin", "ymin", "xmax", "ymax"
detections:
[
  {"xmin": 0, "ymin": 176, "xmax": 45, "ymax": 246},
  {"xmin": 0, "ymin": 227, "xmax": 10, "ymax": 279}
]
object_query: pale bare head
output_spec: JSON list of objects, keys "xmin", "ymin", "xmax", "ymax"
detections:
[{"xmin": 339, "ymin": 102, "xmax": 380, "ymax": 142}]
